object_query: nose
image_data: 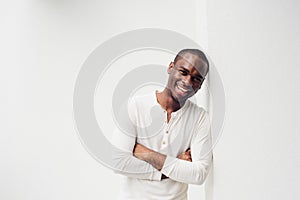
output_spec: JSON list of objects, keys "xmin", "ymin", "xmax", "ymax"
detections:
[{"xmin": 183, "ymin": 75, "xmax": 193, "ymax": 86}]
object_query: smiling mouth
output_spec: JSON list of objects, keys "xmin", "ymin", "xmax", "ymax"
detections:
[{"xmin": 176, "ymin": 83, "xmax": 192, "ymax": 94}]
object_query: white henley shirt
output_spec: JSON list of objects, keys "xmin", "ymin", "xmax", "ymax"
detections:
[{"xmin": 112, "ymin": 91, "xmax": 212, "ymax": 200}]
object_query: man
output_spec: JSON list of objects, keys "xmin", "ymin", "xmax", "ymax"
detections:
[{"xmin": 112, "ymin": 49, "xmax": 212, "ymax": 200}]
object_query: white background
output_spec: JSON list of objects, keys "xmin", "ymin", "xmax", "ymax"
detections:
[
  {"xmin": 1, "ymin": 0, "xmax": 299, "ymax": 199},
  {"xmin": 206, "ymin": 0, "xmax": 299, "ymax": 199}
]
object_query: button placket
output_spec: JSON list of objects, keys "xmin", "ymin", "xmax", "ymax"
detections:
[
  {"xmin": 162, "ymin": 112, "xmax": 171, "ymax": 147},
  {"xmin": 161, "ymin": 109, "xmax": 182, "ymax": 148}
]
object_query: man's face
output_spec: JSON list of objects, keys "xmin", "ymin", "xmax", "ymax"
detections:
[{"xmin": 167, "ymin": 53, "xmax": 208, "ymax": 103}]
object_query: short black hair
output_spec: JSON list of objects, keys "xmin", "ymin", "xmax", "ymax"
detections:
[{"xmin": 174, "ymin": 49, "xmax": 209, "ymax": 73}]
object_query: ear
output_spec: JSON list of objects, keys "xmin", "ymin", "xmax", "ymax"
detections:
[{"xmin": 167, "ymin": 62, "xmax": 174, "ymax": 74}]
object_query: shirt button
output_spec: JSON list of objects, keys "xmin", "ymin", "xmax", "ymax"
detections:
[
  {"xmin": 162, "ymin": 141, "xmax": 166, "ymax": 145},
  {"xmin": 165, "ymin": 131, "xmax": 168, "ymax": 134}
]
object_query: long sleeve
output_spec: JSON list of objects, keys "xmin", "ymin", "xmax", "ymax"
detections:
[
  {"xmin": 161, "ymin": 111, "xmax": 213, "ymax": 185},
  {"xmin": 111, "ymin": 98, "xmax": 162, "ymax": 181}
]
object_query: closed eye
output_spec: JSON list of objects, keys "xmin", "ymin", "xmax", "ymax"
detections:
[{"xmin": 193, "ymin": 77, "xmax": 202, "ymax": 82}]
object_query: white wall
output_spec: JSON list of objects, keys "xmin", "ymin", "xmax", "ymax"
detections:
[
  {"xmin": 1, "ymin": 0, "xmax": 208, "ymax": 199},
  {"xmin": 1, "ymin": 0, "xmax": 299, "ymax": 200},
  {"xmin": 206, "ymin": 0, "xmax": 300, "ymax": 199}
]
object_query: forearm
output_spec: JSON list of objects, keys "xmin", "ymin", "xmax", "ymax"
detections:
[
  {"xmin": 139, "ymin": 151, "xmax": 166, "ymax": 171},
  {"xmin": 161, "ymin": 133, "xmax": 213, "ymax": 185},
  {"xmin": 134, "ymin": 145, "xmax": 212, "ymax": 184},
  {"xmin": 112, "ymin": 129, "xmax": 162, "ymax": 181},
  {"xmin": 161, "ymin": 154, "xmax": 212, "ymax": 185},
  {"xmin": 133, "ymin": 150, "xmax": 211, "ymax": 184},
  {"xmin": 112, "ymin": 146, "xmax": 162, "ymax": 180},
  {"xmin": 133, "ymin": 144, "xmax": 166, "ymax": 171},
  {"xmin": 113, "ymin": 152, "xmax": 161, "ymax": 181}
]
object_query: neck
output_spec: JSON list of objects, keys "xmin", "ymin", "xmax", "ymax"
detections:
[{"xmin": 156, "ymin": 88, "xmax": 186, "ymax": 113}]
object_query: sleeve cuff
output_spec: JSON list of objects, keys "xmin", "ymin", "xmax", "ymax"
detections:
[
  {"xmin": 151, "ymin": 170, "xmax": 162, "ymax": 181},
  {"xmin": 161, "ymin": 156, "xmax": 178, "ymax": 177}
]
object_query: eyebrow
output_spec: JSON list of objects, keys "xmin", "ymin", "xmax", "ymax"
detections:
[{"xmin": 178, "ymin": 66, "xmax": 204, "ymax": 79}]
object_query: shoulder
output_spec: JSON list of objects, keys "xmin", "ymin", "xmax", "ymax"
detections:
[
  {"xmin": 132, "ymin": 92, "xmax": 153, "ymax": 102},
  {"xmin": 186, "ymin": 100, "xmax": 209, "ymax": 119},
  {"xmin": 185, "ymin": 101, "xmax": 210, "ymax": 130},
  {"xmin": 130, "ymin": 92, "xmax": 156, "ymax": 108}
]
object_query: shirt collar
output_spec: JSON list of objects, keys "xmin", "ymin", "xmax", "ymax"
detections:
[{"xmin": 153, "ymin": 90, "xmax": 190, "ymax": 117}]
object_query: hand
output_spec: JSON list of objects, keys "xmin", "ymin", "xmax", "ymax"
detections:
[{"xmin": 177, "ymin": 149, "xmax": 192, "ymax": 162}]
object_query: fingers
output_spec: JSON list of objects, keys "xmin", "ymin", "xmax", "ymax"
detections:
[
  {"xmin": 185, "ymin": 148, "xmax": 191, "ymax": 155},
  {"xmin": 177, "ymin": 151, "xmax": 192, "ymax": 162},
  {"xmin": 184, "ymin": 149, "xmax": 192, "ymax": 161},
  {"xmin": 184, "ymin": 153, "xmax": 191, "ymax": 161},
  {"xmin": 184, "ymin": 154, "xmax": 191, "ymax": 161}
]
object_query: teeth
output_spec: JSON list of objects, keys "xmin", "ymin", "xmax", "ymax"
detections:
[{"xmin": 177, "ymin": 85, "xmax": 189, "ymax": 92}]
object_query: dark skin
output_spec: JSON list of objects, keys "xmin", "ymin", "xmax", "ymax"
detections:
[{"xmin": 133, "ymin": 53, "xmax": 208, "ymax": 176}]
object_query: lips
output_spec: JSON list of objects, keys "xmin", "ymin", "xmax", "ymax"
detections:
[{"xmin": 175, "ymin": 82, "xmax": 192, "ymax": 96}]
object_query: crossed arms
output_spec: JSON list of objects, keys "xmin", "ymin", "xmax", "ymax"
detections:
[
  {"xmin": 133, "ymin": 143, "xmax": 192, "ymax": 178},
  {"xmin": 112, "ymin": 97, "xmax": 212, "ymax": 185},
  {"xmin": 112, "ymin": 113, "xmax": 212, "ymax": 185}
]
